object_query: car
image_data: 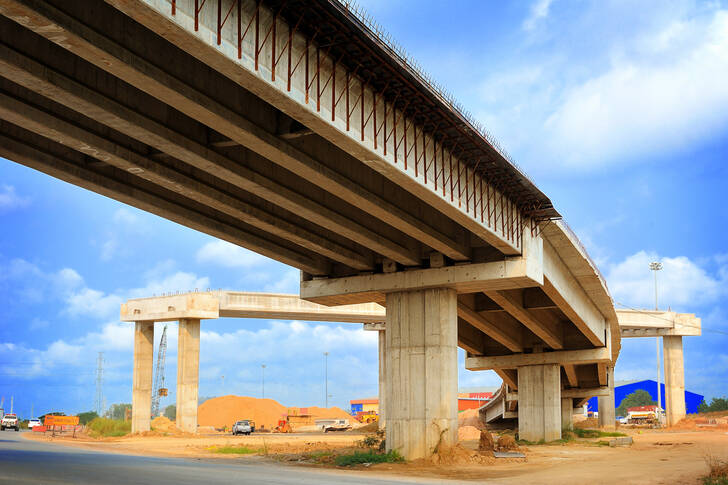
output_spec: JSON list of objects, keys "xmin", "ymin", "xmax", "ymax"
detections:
[
  {"xmin": 232, "ymin": 420, "xmax": 252, "ymax": 435},
  {"xmin": 28, "ymin": 419, "xmax": 42, "ymax": 429},
  {"xmin": 1, "ymin": 413, "xmax": 20, "ymax": 431}
]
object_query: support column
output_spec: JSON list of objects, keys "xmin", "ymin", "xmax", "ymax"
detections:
[
  {"xmin": 663, "ymin": 336, "xmax": 686, "ymax": 426},
  {"xmin": 176, "ymin": 318, "xmax": 200, "ymax": 433},
  {"xmin": 385, "ymin": 288, "xmax": 458, "ymax": 460},
  {"xmin": 132, "ymin": 321, "xmax": 154, "ymax": 433},
  {"xmin": 561, "ymin": 398, "xmax": 573, "ymax": 431},
  {"xmin": 378, "ymin": 329, "xmax": 386, "ymax": 430},
  {"xmin": 518, "ymin": 364, "xmax": 561, "ymax": 442},
  {"xmin": 598, "ymin": 365, "xmax": 616, "ymax": 430}
]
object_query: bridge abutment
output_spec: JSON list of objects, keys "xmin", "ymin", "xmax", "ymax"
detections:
[
  {"xmin": 517, "ymin": 364, "xmax": 561, "ymax": 442},
  {"xmin": 385, "ymin": 288, "xmax": 458, "ymax": 460},
  {"xmin": 176, "ymin": 318, "xmax": 201, "ymax": 433},
  {"xmin": 131, "ymin": 321, "xmax": 154, "ymax": 433}
]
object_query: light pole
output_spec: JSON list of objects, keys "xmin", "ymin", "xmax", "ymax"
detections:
[
  {"xmin": 649, "ymin": 261, "xmax": 663, "ymax": 417},
  {"xmin": 323, "ymin": 352, "xmax": 329, "ymax": 408},
  {"xmin": 261, "ymin": 364, "xmax": 266, "ymax": 399}
]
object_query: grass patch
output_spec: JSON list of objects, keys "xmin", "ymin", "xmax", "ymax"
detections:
[
  {"xmin": 334, "ymin": 450, "xmax": 404, "ymax": 467},
  {"xmin": 703, "ymin": 479, "xmax": 728, "ymax": 485},
  {"xmin": 87, "ymin": 418, "xmax": 131, "ymax": 437},
  {"xmin": 209, "ymin": 445, "xmax": 259, "ymax": 455},
  {"xmin": 703, "ymin": 454, "xmax": 728, "ymax": 485},
  {"xmin": 572, "ymin": 428, "xmax": 626, "ymax": 439}
]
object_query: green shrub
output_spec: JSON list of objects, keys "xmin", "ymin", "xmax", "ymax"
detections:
[
  {"xmin": 335, "ymin": 450, "xmax": 403, "ymax": 466},
  {"xmin": 87, "ymin": 417, "xmax": 131, "ymax": 437},
  {"xmin": 572, "ymin": 428, "xmax": 626, "ymax": 439}
]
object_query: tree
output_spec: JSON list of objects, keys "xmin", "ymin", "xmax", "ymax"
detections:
[
  {"xmin": 78, "ymin": 411, "xmax": 99, "ymax": 425},
  {"xmin": 616, "ymin": 390, "xmax": 656, "ymax": 417},
  {"xmin": 699, "ymin": 397, "xmax": 728, "ymax": 413},
  {"xmin": 105, "ymin": 403, "xmax": 132, "ymax": 421},
  {"xmin": 163, "ymin": 404, "xmax": 176, "ymax": 421}
]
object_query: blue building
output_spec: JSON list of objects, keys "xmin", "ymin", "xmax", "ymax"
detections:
[{"xmin": 587, "ymin": 379, "xmax": 703, "ymax": 414}]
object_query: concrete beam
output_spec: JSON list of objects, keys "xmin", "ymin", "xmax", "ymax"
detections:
[
  {"xmin": 484, "ymin": 289, "xmax": 564, "ymax": 349},
  {"xmin": 300, "ymin": 244, "xmax": 543, "ymax": 306},
  {"xmin": 0, "ymin": 43, "xmax": 419, "ymax": 266},
  {"xmin": 597, "ymin": 364, "xmax": 607, "ymax": 386},
  {"xmin": 0, "ymin": 92, "xmax": 373, "ymax": 272},
  {"xmin": 506, "ymin": 387, "xmax": 610, "ymax": 400},
  {"xmin": 0, "ymin": 132, "xmax": 328, "ymax": 275},
  {"xmin": 465, "ymin": 347, "xmax": 611, "ymax": 371},
  {"xmin": 121, "ymin": 294, "xmax": 219, "ymax": 322},
  {"xmin": 0, "ymin": 0, "xmax": 470, "ymax": 262},
  {"xmin": 563, "ymin": 364, "xmax": 579, "ymax": 387},
  {"xmin": 542, "ymin": 240, "xmax": 605, "ymax": 346},
  {"xmin": 617, "ymin": 309, "xmax": 701, "ymax": 337},
  {"xmin": 495, "ymin": 369, "xmax": 519, "ymax": 390},
  {"xmin": 363, "ymin": 322, "xmax": 386, "ymax": 331},
  {"xmin": 458, "ymin": 303, "xmax": 523, "ymax": 353}
]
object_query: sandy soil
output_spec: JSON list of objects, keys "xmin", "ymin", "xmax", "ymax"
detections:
[{"xmin": 25, "ymin": 428, "xmax": 728, "ymax": 484}]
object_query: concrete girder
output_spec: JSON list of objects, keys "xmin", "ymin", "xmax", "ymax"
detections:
[
  {"xmin": 0, "ymin": 0, "xmax": 471, "ymax": 262},
  {"xmin": 507, "ymin": 387, "xmax": 610, "ymax": 400},
  {"xmin": 0, "ymin": 43, "xmax": 420, "ymax": 267},
  {"xmin": 494, "ymin": 369, "xmax": 518, "ymax": 390},
  {"xmin": 104, "ymin": 0, "xmax": 523, "ymax": 255},
  {"xmin": 563, "ymin": 364, "xmax": 579, "ymax": 387},
  {"xmin": 542, "ymin": 240, "xmax": 606, "ymax": 347},
  {"xmin": 457, "ymin": 303, "xmax": 523, "ymax": 353},
  {"xmin": 484, "ymin": 289, "xmax": 564, "ymax": 349},
  {"xmin": 0, "ymin": 92, "xmax": 373, "ymax": 271},
  {"xmin": 617, "ymin": 309, "xmax": 701, "ymax": 337},
  {"xmin": 0, "ymin": 131, "xmax": 329, "ymax": 274},
  {"xmin": 465, "ymin": 347, "xmax": 611, "ymax": 371}
]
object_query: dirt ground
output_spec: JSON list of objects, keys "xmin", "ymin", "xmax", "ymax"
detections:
[{"xmin": 25, "ymin": 427, "xmax": 728, "ymax": 484}]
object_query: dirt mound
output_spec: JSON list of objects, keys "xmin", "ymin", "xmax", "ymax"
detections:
[
  {"xmin": 355, "ymin": 421, "xmax": 379, "ymax": 433},
  {"xmin": 574, "ymin": 417, "xmax": 598, "ymax": 429},
  {"xmin": 458, "ymin": 408, "xmax": 486, "ymax": 430},
  {"xmin": 458, "ymin": 425, "xmax": 481, "ymax": 441},
  {"xmin": 672, "ymin": 412, "xmax": 728, "ymax": 431},
  {"xmin": 151, "ymin": 416, "xmax": 177, "ymax": 432},
  {"xmin": 497, "ymin": 434, "xmax": 518, "ymax": 450},
  {"xmin": 428, "ymin": 444, "xmax": 495, "ymax": 465},
  {"xmin": 479, "ymin": 430, "xmax": 495, "ymax": 451},
  {"xmin": 198, "ymin": 396, "xmax": 355, "ymax": 430}
]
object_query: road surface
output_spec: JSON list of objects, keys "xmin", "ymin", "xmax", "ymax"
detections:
[{"xmin": 0, "ymin": 430, "xmax": 453, "ymax": 484}]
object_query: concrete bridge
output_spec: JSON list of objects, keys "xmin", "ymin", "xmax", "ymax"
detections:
[{"xmin": 4, "ymin": 0, "xmax": 618, "ymax": 459}]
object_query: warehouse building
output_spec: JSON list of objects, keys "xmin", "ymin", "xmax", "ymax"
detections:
[{"xmin": 587, "ymin": 379, "xmax": 704, "ymax": 414}]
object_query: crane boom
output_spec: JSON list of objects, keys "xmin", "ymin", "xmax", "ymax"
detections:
[{"xmin": 151, "ymin": 325, "xmax": 168, "ymax": 418}]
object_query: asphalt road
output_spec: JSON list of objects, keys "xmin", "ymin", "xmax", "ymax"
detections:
[{"xmin": 0, "ymin": 430, "xmax": 452, "ymax": 485}]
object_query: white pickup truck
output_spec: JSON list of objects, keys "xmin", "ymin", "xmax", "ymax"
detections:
[{"xmin": 1, "ymin": 413, "xmax": 20, "ymax": 431}]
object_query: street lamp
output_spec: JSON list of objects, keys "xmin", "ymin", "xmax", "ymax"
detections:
[
  {"xmin": 261, "ymin": 364, "xmax": 266, "ymax": 399},
  {"xmin": 649, "ymin": 261, "xmax": 663, "ymax": 418},
  {"xmin": 323, "ymin": 352, "xmax": 329, "ymax": 408}
]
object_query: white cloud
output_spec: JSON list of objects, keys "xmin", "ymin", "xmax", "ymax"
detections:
[
  {"xmin": 196, "ymin": 240, "xmax": 268, "ymax": 268},
  {"xmin": 545, "ymin": 11, "xmax": 728, "ymax": 167},
  {"xmin": 523, "ymin": 0, "xmax": 553, "ymax": 31},
  {"xmin": 127, "ymin": 271, "xmax": 210, "ymax": 298},
  {"xmin": 65, "ymin": 287, "xmax": 124, "ymax": 319},
  {"xmin": 606, "ymin": 250, "xmax": 728, "ymax": 310},
  {"xmin": 112, "ymin": 208, "xmax": 140, "ymax": 226},
  {"xmin": 0, "ymin": 184, "xmax": 30, "ymax": 211},
  {"xmin": 263, "ymin": 269, "xmax": 300, "ymax": 293}
]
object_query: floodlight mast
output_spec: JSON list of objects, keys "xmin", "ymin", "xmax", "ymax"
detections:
[{"xmin": 649, "ymin": 261, "xmax": 664, "ymax": 421}]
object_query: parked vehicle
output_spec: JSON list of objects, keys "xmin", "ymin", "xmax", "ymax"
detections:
[
  {"xmin": 1, "ymin": 413, "xmax": 20, "ymax": 431},
  {"xmin": 28, "ymin": 418, "xmax": 42, "ymax": 429},
  {"xmin": 232, "ymin": 420, "xmax": 252, "ymax": 435},
  {"xmin": 315, "ymin": 418, "xmax": 351, "ymax": 432}
]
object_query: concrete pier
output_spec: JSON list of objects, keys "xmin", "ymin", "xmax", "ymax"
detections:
[
  {"xmin": 663, "ymin": 336, "xmax": 686, "ymax": 426},
  {"xmin": 378, "ymin": 330, "xmax": 386, "ymax": 430},
  {"xmin": 131, "ymin": 321, "xmax": 154, "ymax": 433},
  {"xmin": 385, "ymin": 288, "xmax": 458, "ymax": 460},
  {"xmin": 176, "ymin": 318, "xmax": 201, "ymax": 433},
  {"xmin": 561, "ymin": 398, "xmax": 574, "ymax": 431},
  {"xmin": 598, "ymin": 365, "xmax": 616, "ymax": 430},
  {"xmin": 517, "ymin": 364, "xmax": 561, "ymax": 442}
]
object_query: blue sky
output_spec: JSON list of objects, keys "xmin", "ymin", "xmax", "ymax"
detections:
[{"xmin": 1, "ymin": 0, "xmax": 727, "ymax": 419}]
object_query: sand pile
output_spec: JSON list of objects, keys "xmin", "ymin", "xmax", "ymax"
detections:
[
  {"xmin": 458, "ymin": 408, "xmax": 486, "ymax": 430},
  {"xmin": 428, "ymin": 444, "xmax": 496, "ymax": 465},
  {"xmin": 150, "ymin": 416, "xmax": 177, "ymax": 432},
  {"xmin": 197, "ymin": 395, "xmax": 355, "ymax": 430},
  {"xmin": 458, "ymin": 425, "xmax": 481, "ymax": 441}
]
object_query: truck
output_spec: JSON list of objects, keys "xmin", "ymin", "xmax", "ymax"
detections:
[
  {"xmin": 1, "ymin": 413, "xmax": 20, "ymax": 431},
  {"xmin": 626, "ymin": 405, "xmax": 664, "ymax": 425},
  {"xmin": 232, "ymin": 420, "xmax": 253, "ymax": 435},
  {"xmin": 315, "ymin": 418, "xmax": 351, "ymax": 432}
]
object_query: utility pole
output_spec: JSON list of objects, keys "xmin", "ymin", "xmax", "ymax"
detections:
[
  {"xmin": 649, "ymin": 262, "xmax": 663, "ymax": 418},
  {"xmin": 323, "ymin": 352, "xmax": 329, "ymax": 408},
  {"xmin": 261, "ymin": 365, "xmax": 266, "ymax": 398},
  {"xmin": 95, "ymin": 352, "xmax": 104, "ymax": 416},
  {"xmin": 10, "ymin": 395, "xmax": 13, "ymax": 414}
]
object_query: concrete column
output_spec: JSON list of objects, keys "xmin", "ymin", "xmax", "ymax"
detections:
[
  {"xmin": 385, "ymin": 288, "xmax": 458, "ymax": 460},
  {"xmin": 131, "ymin": 321, "xmax": 154, "ymax": 433},
  {"xmin": 176, "ymin": 318, "xmax": 200, "ymax": 433},
  {"xmin": 598, "ymin": 365, "xmax": 616, "ymax": 430},
  {"xmin": 378, "ymin": 329, "xmax": 386, "ymax": 430},
  {"xmin": 663, "ymin": 336, "xmax": 686, "ymax": 426},
  {"xmin": 518, "ymin": 364, "xmax": 561, "ymax": 442},
  {"xmin": 561, "ymin": 398, "xmax": 573, "ymax": 431}
]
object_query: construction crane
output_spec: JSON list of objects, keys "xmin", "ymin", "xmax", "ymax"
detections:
[{"xmin": 151, "ymin": 325, "xmax": 168, "ymax": 418}]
